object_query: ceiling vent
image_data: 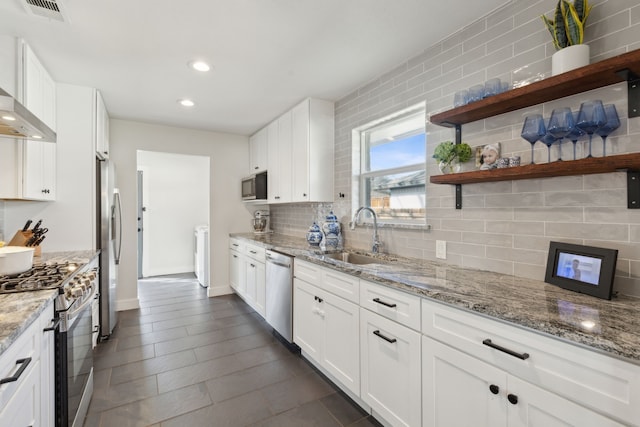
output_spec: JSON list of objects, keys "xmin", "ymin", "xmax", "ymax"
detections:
[{"xmin": 21, "ymin": 0, "xmax": 69, "ymax": 22}]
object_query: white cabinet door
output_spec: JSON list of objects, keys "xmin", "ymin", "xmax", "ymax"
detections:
[
  {"xmin": 291, "ymin": 99, "xmax": 310, "ymax": 202},
  {"xmin": 293, "ymin": 278, "xmax": 323, "ymax": 362},
  {"xmin": 22, "ymin": 139, "xmax": 56, "ymax": 200},
  {"xmin": 507, "ymin": 376, "xmax": 625, "ymax": 427},
  {"xmin": 22, "ymin": 42, "xmax": 56, "ymax": 131},
  {"xmin": 291, "ymin": 98, "xmax": 334, "ymax": 203},
  {"xmin": 422, "ymin": 336, "xmax": 507, "ymax": 427},
  {"xmin": 0, "ymin": 140, "xmax": 21, "ymax": 199},
  {"xmin": 255, "ymin": 261, "xmax": 266, "ymax": 318},
  {"xmin": 245, "ymin": 258, "xmax": 258, "ymax": 307},
  {"xmin": 229, "ymin": 249, "xmax": 244, "ymax": 294},
  {"xmin": 0, "ymin": 358, "xmax": 40, "ymax": 427},
  {"xmin": 276, "ymin": 110, "xmax": 292, "ymax": 202},
  {"xmin": 361, "ymin": 308, "xmax": 421, "ymax": 427},
  {"xmin": 267, "ymin": 120, "xmax": 280, "ymax": 203},
  {"xmin": 249, "ymin": 127, "xmax": 267, "ymax": 173},
  {"xmin": 321, "ymin": 288, "xmax": 360, "ymax": 396},
  {"xmin": 95, "ymin": 90, "xmax": 110, "ymax": 158}
]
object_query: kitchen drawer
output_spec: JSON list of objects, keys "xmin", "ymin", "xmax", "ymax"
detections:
[
  {"xmin": 294, "ymin": 259, "xmax": 322, "ymax": 287},
  {"xmin": 245, "ymin": 243, "xmax": 265, "ymax": 263},
  {"xmin": 0, "ymin": 315, "xmax": 40, "ymax": 410},
  {"xmin": 229, "ymin": 238, "xmax": 245, "ymax": 252},
  {"xmin": 361, "ymin": 280, "xmax": 420, "ymax": 331},
  {"xmin": 421, "ymin": 298, "xmax": 640, "ymax": 426},
  {"xmin": 295, "ymin": 259, "xmax": 359, "ymax": 304}
]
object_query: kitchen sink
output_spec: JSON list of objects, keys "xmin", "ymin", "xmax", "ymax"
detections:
[{"xmin": 322, "ymin": 252, "xmax": 389, "ymax": 265}]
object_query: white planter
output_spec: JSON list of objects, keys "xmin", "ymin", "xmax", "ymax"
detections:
[{"xmin": 552, "ymin": 44, "xmax": 590, "ymax": 76}]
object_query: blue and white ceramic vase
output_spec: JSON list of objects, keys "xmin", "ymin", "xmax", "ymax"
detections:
[
  {"xmin": 321, "ymin": 211, "xmax": 342, "ymax": 250},
  {"xmin": 306, "ymin": 222, "xmax": 323, "ymax": 246}
]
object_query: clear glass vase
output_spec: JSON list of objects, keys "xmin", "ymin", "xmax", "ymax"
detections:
[{"xmin": 438, "ymin": 159, "xmax": 461, "ymax": 174}]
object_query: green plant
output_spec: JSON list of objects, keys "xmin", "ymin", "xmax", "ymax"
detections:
[
  {"xmin": 432, "ymin": 141, "xmax": 472, "ymax": 164},
  {"xmin": 542, "ymin": 0, "xmax": 592, "ymax": 50}
]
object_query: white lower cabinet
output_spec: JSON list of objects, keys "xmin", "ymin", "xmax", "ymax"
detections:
[
  {"xmin": 360, "ymin": 307, "xmax": 421, "ymax": 427},
  {"xmin": 0, "ymin": 298, "xmax": 54, "ymax": 427},
  {"xmin": 229, "ymin": 247, "xmax": 244, "ymax": 295},
  {"xmin": 245, "ymin": 258, "xmax": 266, "ymax": 318},
  {"xmin": 422, "ymin": 335, "xmax": 624, "ymax": 427},
  {"xmin": 293, "ymin": 278, "xmax": 360, "ymax": 396}
]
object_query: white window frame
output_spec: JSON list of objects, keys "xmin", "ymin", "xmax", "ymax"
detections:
[{"xmin": 352, "ymin": 102, "xmax": 427, "ymax": 226}]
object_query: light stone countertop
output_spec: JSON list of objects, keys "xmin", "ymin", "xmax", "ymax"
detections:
[
  {"xmin": 0, "ymin": 250, "xmax": 99, "ymax": 357},
  {"xmin": 231, "ymin": 232, "xmax": 640, "ymax": 365}
]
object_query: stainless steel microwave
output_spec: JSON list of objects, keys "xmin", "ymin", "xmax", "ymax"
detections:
[{"xmin": 242, "ymin": 171, "xmax": 267, "ymax": 201}]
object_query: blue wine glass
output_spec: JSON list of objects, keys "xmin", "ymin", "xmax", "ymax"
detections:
[
  {"xmin": 540, "ymin": 133, "xmax": 557, "ymax": 163},
  {"xmin": 595, "ymin": 104, "xmax": 620, "ymax": 157},
  {"xmin": 521, "ymin": 114, "xmax": 546, "ymax": 164},
  {"xmin": 567, "ymin": 124, "xmax": 585, "ymax": 160},
  {"xmin": 547, "ymin": 108, "xmax": 575, "ymax": 162},
  {"xmin": 576, "ymin": 100, "xmax": 606, "ymax": 158}
]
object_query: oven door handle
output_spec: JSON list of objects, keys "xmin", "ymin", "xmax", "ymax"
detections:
[
  {"xmin": 43, "ymin": 318, "xmax": 61, "ymax": 332},
  {"xmin": 66, "ymin": 285, "xmax": 98, "ymax": 323}
]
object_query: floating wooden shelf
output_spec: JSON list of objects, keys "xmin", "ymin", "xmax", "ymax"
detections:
[
  {"xmin": 430, "ymin": 153, "xmax": 640, "ymax": 185},
  {"xmin": 430, "ymin": 49, "xmax": 640, "ymax": 127}
]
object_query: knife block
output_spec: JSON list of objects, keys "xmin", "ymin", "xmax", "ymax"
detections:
[{"xmin": 8, "ymin": 230, "xmax": 42, "ymax": 256}]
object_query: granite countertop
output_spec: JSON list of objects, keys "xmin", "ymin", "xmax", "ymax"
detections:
[
  {"xmin": 0, "ymin": 250, "xmax": 99, "ymax": 357},
  {"xmin": 231, "ymin": 232, "xmax": 640, "ymax": 365}
]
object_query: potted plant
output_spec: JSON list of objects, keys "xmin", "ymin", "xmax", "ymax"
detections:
[
  {"xmin": 433, "ymin": 141, "xmax": 472, "ymax": 174},
  {"xmin": 541, "ymin": 0, "xmax": 592, "ymax": 75}
]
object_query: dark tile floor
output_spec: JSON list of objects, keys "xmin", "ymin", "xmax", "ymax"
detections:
[{"xmin": 83, "ymin": 274, "xmax": 380, "ymax": 427}]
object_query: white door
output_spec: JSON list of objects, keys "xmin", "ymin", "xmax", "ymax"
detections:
[
  {"xmin": 422, "ymin": 336, "xmax": 507, "ymax": 427},
  {"xmin": 360, "ymin": 308, "xmax": 421, "ymax": 427}
]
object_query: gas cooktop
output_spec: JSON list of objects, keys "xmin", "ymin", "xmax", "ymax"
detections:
[{"xmin": 0, "ymin": 262, "xmax": 80, "ymax": 293}]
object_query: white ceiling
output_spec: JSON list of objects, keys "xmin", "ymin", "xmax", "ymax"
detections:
[{"xmin": 0, "ymin": 0, "xmax": 508, "ymax": 136}]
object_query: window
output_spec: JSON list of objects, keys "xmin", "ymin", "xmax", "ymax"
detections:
[{"xmin": 353, "ymin": 103, "xmax": 426, "ymax": 225}]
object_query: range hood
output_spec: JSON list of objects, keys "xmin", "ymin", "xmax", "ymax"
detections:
[{"xmin": 0, "ymin": 87, "xmax": 56, "ymax": 143}]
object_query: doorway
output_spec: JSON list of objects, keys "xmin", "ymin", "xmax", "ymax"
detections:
[{"xmin": 136, "ymin": 150, "xmax": 210, "ymax": 280}]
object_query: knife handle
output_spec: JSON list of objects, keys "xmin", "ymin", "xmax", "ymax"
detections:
[
  {"xmin": 32, "ymin": 219, "xmax": 42, "ymax": 232},
  {"xmin": 22, "ymin": 220, "xmax": 32, "ymax": 231}
]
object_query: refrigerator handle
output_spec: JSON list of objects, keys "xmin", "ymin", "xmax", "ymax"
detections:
[{"xmin": 113, "ymin": 189, "xmax": 123, "ymax": 265}]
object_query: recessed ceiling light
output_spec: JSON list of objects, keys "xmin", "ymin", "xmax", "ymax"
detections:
[
  {"xmin": 179, "ymin": 99, "xmax": 195, "ymax": 107},
  {"xmin": 189, "ymin": 61, "xmax": 210, "ymax": 72},
  {"xmin": 2, "ymin": 115, "xmax": 16, "ymax": 121}
]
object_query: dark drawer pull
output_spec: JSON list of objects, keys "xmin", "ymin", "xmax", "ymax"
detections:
[
  {"xmin": 507, "ymin": 394, "xmax": 518, "ymax": 405},
  {"xmin": 373, "ymin": 330, "xmax": 397, "ymax": 344},
  {"xmin": 0, "ymin": 357, "xmax": 32, "ymax": 385},
  {"xmin": 43, "ymin": 318, "xmax": 61, "ymax": 332},
  {"xmin": 489, "ymin": 384, "xmax": 499, "ymax": 395},
  {"xmin": 249, "ymin": 250, "xmax": 257, "ymax": 254},
  {"xmin": 373, "ymin": 298, "xmax": 397, "ymax": 308},
  {"xmin": 482, "ymin": 339, "xmax": 529, "ymax": 360}
]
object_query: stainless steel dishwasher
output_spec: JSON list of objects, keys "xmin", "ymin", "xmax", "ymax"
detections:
[{"xmin": 265, "ymin": 249, "xmax": 294, "ymax": 343}]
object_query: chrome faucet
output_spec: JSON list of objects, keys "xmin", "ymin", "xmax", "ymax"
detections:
[{"xmin": 351, "ymin": 207, "xmax": 382, "ymax": 253}]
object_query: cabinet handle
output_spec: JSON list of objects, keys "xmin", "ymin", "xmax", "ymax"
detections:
[
  {"xmin": 254, "ymin": 166, "xmax": 259, "ymax": 170},
  {"xmin": 43, "ymin": 318, "xmax": 61, "ymax": 332},
  {"xmin": 373, "ymin": 297, "xmax": 397, "ymax": 308},
  {"xmin": 373, "ymin": 330, "xmax": 397, "ymax": 344},
  {"xmin": 489, "ymin": 384, "xmax": 499, "ymax": 395},
  {"xmin": 275, "ymin": 196, "xmax": 280, "ymax": 199},
  {"xmin": 314, "ymin": 296, "xmax": 323, "ymax": 303},
  {"xmin": 0, "ymin": 357, "xmax": 32, "ymax": 385},
  {"xmin": 303, "ymin": 193, "xmax": 307, "ymax": 197},
  {"xmin": 482, "ymin": 339, "xmax": 529, "ymax": 360},
  {"xmin": 233, "ymin": 255, "xmax": 238, "ymax": 258},
  {"xmin": 232, "ymin": 243, "xmax": 239, "ymax": 247},
  {"xmin": 249, "ymin": 250, "xmax": 257, "ymax": 254},
  {"xmin": 507, "ymin": 394, "xmax": 518, "ymax": 405},
  {"xmin": 250, "ymin": 263, "xmax": 256, "ymax": 268}
]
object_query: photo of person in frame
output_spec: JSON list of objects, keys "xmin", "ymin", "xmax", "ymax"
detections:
[{"xmin": 477, "ymin": 142, "xmax": 500, "ymax": 170}]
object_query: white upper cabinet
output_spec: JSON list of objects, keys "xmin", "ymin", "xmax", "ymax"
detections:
[
  {"xmin": 21, "ymin": 41, "xmax": 56, "ymax": 131},
  {"xmin": 248, "ymin": 126, "xmax": 267, "ymax": 174},
  {"xmin": 291, "ymin": 98, "xmax": 334, "ymax": 203},
  {"xmin": 264, "ymin": 97, "xmax": 334, "ymax": 204},
  {"xmin": 22, "ymin": 139, "xmax": 56, "ymax": 200},
  {"xmin": 95, "ymin": 90, "xmax": 110, "ymax": 159},
  {"xmin": 0, "ymin": 35, "xmax": 17, "ymax": 96}
]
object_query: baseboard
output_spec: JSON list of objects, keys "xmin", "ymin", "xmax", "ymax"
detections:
[
  {"xmin": 145, "ymin": 265, "xmax": 194, "ymax": 277},
  {"xmin": 116, "ymin": 297, "xmax": 140, "ymax": 311}
]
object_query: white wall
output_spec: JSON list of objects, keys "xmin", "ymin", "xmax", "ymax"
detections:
[
  {"xmin": 110, "ymin": 119, "xmax": 252, "ymax": 310},
  {"xmin": 137, "ymin": 150, "xmax": 209, "ymax": 277},
  {"xmin": 3, "ymin": 83, "xmax": 96, "ymax": 252}
]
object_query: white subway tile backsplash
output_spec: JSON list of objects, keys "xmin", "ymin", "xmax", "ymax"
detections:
[{"xmin": 270, "ymin": 0, "xmax": 640, "ymax": 296}]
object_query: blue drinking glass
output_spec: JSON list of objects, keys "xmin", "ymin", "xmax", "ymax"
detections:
[
  {"xmin": 521, "ymin": 114, "xmax": 546, "ymax": 164},
  {"xmin": 541, "ymin": 133, "xmax": 557, "ymax": 163},
  {"xmin": 576, "ymin": 100, "xmax": 606, "ymax": 158},
  {"xmin": 547, "ymin": 108, "xmax": 575, "ymax": 162},
  {"xmin": 595, "ymin": 104, "xmax": 620, "ymax": 157},
  {"xmin": 567, "ymin": 118, "xmax": 585, "ymax": 160}
]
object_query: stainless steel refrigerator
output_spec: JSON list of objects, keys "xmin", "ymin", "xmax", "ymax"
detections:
[{"xmin": 96, "ymin": 157, "xmax": 122, "ymax": 339}]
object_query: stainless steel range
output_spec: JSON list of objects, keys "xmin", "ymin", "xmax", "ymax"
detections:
[{"xmin": 0, "ymin": 256, "xmax": 99, "ymax": 427}]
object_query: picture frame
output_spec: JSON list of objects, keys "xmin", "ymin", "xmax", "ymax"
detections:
[
  {"xmin": 475, "ymin": 142, "xmax": 500, "ymax": 169},
  {"xmin": 544, "ymin": 241, "xmax": 618, "ymax": 300}
]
